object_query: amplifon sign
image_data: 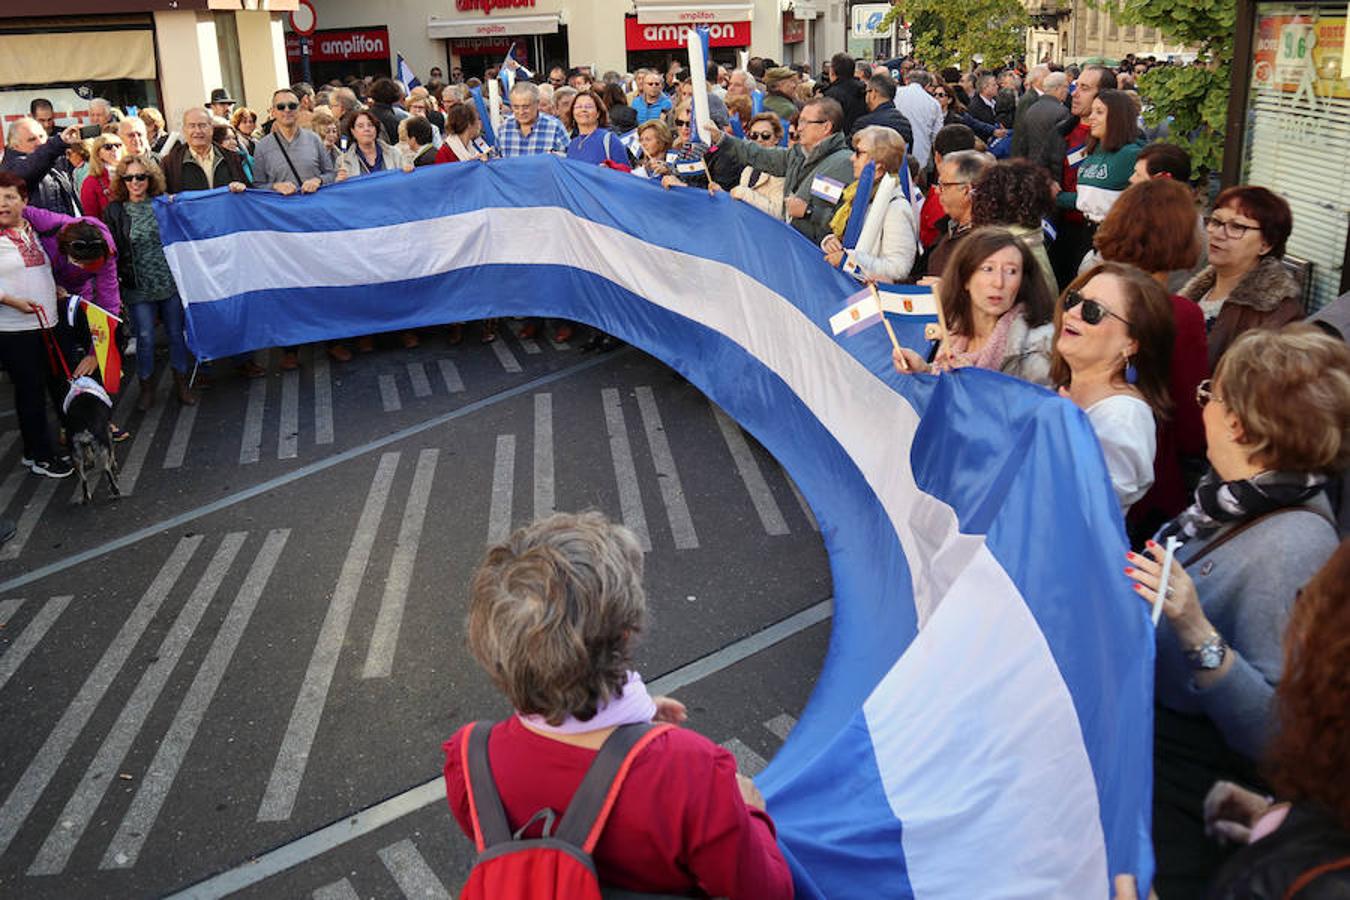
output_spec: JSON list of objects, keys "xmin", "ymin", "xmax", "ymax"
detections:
[
  {"xmin": 624, "ymin": 19, "xmax": 751, "ymax": 51},
  {"xmin": 455, "ymin": 0, "xmax": 536, "ymax": 13},
  {"xmin": 286, "ymin": 28, "xmax": 389, "ymax": 62}
]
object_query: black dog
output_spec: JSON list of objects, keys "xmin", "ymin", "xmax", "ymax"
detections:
[{"xmin": 65, "ymin": 390, "xmax": 120, "ymax": 504}]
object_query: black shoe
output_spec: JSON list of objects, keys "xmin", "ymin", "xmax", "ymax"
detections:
[
  {"xmin": 30, "ymin": 457, "xmax": 74, "ymax": 479},
  {"xmin": 0, "ymin": 518, "xmax": 14, "ymax": 547}
]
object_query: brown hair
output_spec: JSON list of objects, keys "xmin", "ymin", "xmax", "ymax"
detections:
[
  {"xmin": 1050, "ymin": 262, "xmax": 1174, "ymax": 417},
  {"xmin": 1266, "ymin": 539, "xmax": 1350, "ymax": 830},
  {"xmin": 970, "ymin": 160, "xmax": 1054, "ymax": 230},
  {"xmin": 637, "ymin": 119, "xmax": 673, "ymax": 153},
  {"xmin": 0, "ymin": 171, "xmax": 28, "ymax": 201},
  {"xmin": 1213, "ymin": 185, "xmax": 1293, "ymax": 259},
  {"xmin": 445, "ymin": 101, "xmax": 479, "ymax": 136},
  {"xmin": 343, "ymin": 109, "xmax": 384, "ymax": 143},
  {"xmin": 109, "ymin": 153, "xmax": 166, "ymax": 200},
  {"xmin": 86, "ymin": 133, "xmax": 123, "ymax": 178},
  {"xmin": 745, "ymin": 112, "xmax": 783, "ymax": 141},
  {"xmin": 1094, "ymin": 178, "xmax": 1200, "ymax": 274},
  {"xmin": 467, "ymin": 512, "xmax": 647, "ymax": 725},
  {"xmin": 1214, "ymin": 324, "xmax": 1350, "ymax": 473},
  {"xmin": 230, "ymin": 106, "xmax": 257, "ymax": 129},
  {"xmin": 725, "ymin": 93, "xmax": 752, "ymax": 123},
  {"xmin": 571, "ymin": 88, "xmax": 609, "ymax": 127},
  {"xmin": 1087, "ymin": 89, "xmax": 1137, "ymax": 154},
  {"xmin": 940, "ymin": 227, "xmax": 1056, "ymax": 334}
]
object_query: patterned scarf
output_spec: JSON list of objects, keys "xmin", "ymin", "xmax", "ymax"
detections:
[
  {"xmin": 1, "ymin": 222, "xmax": 46, "ymax": 268},
  {"xmin": 942, "ymin": 303, "xmax": 1023, "ymax": 372},
  {"xmin": 1156, "ymin": 469, "xmax": 1328, "ymax": 545}
]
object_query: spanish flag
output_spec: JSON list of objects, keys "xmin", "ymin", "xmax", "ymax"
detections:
[{"xmin": 68, "ymin": 297, "xmax": 122, "ymax": 393}]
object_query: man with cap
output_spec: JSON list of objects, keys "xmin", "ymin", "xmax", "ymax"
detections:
[
  {"xmin": 763, "ymin": 67, "xmax": 801, "ymax": 119},
  {"xmin": 208, "ymin": 89, "xmax": 236, "ymax": 121}
]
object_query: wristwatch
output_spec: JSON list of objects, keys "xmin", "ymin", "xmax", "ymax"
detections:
[{"xmin": 1186, "ymin": 632, "xmax": 1227, "ymax": 670}]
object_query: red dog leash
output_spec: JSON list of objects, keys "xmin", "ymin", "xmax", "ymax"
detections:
[{"xmin": 33, "ymin": 305, "xmax": 73, "ymax": 382}]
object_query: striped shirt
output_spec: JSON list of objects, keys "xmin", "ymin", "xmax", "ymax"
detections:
[{"xmin": 497, "ymin": 114, "xmax": 569, "ymax": 158}]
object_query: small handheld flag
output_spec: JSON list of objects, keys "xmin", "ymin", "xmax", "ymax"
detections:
[
  {"xmin": 66, "ymin": 295, "xmax": 122, "ymax": 393},
  {"xmin": 396, "ymin": 54, "xmax": 421, "ymax": 91},
  {"xmin": 838, "ymin": 162, "xmax": 876, "ymax": 271},
  {"xmin": 497, "ymin": 44, "xmax": 534, "ymax": 98},
  {"xmin": 829, "ymin": 286, "xmax": 884, "ymax": 337}
]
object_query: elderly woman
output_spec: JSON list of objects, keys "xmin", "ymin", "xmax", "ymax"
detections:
[
  {"xmin": 632, "ymin": 120, "xmax": 675, "ymax": 181},
  {"xmin": 1179, "ymin": 185, "xmax": 1302, "ymax": 368},
  {"xmin": 820, "ymin": 126, "xmax": 918, "ymax": 282},
  {"xmin": 553, "ymin": 86, "xmax": 579, "ymax": 136},
  {"xmin": 335, "ymin": 109, "xmax": 404, "ymax": 179},
  {"xmin": 444, "ymin": 512, "xmax": 794, "ymax": 899},
  {"xmin": 970, "ymin": 159, "xmax": 1057, "ymax": 298},
  {"xmin": 0, "ymin": 172, "xmax": 74, "ymax": 478},
  {"xmin": 1053, "ymin": 89, "xmax": 1142, "ymax": 225},
  {"xmin": 892, "ymin": 227, "xmax": 1056, "ymax": 385},
  {"xmin": 435, "ymin": 103, "xmax": 491, "ymax": 164},
  {"xmin": 104, "ymin": 155, "xmax": 196, "ymax": 409},
  {"xmin": 1125, "ymin": 326, "xmax": 1349, "ymax": 898},
  {"xmin": 308, "ymin": 109, "xmax": 341, "ymax": 165},
  {"xmin": 729, "ymin": 113, "xmax": 787, "ymax": 217},
  {"xmin": 1053, "ymin": 261, "xmax": 1175, "ymax": 511},
  {"xmin": 80, "ymin": 133, "xmax": 124, "ymax": 220},
  {"xmin": 565, "ymin": 89, "xmax": 628, "ymax": 166},
  {"xmin": 1094, "ymin": 178, "xmax": 1209, "ymax": 542}
]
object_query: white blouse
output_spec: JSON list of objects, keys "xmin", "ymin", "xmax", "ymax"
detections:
[
  {"xmin": 1085, "ymin": 394, "xmax": 1156, "ymax": 512},
  {"xmin": 0, "ymin": 230, "xmax": 56, "ymax": 333}
]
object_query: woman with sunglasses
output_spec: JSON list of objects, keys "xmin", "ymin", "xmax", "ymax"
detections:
[
  {"xmin": 1051, "ymin": 261, "xmax": 1175, "ymax": 511},
  {"xmin": 657, "ymin": 101, "xmax": 710, "ymax": 189},
  {"xmin": 892, "ymin": 227, "xmax": 1056, "ymax": 384},
  {"xmin": 1124, "ymin": 325, "xmax": 1348, "ymax": 898},
  {"xmin": 821, "ymin": 126, "xmax": 918, "ymax": 283},
  {"xmin": 79, "ymin": 134, "xmax": 123, "ymax": 220},
  {"xmin": 1052, "ymin": 89, "xmax": 1142, "ymax": 225},
  {"xmin": 933, "ymin": 84, "xmax": 966, "ymax": 127},
  {"xmin": 729, "ymin": 114, "xmax": 787, "ymax": 217},
  {"xmin": 104, "ymin": 155, "xmax": 197, "ymax": 409},
  {"xmin": 1178, "ymin": 185, "xmax": 1303, "ymax": 368}
]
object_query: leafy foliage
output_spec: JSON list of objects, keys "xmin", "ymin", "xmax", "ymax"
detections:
[{"xmin": 879, "ymin": 0, "xmax": 1028, "ymax": 71}]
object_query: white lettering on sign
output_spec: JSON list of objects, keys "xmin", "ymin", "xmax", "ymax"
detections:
[
  {"xmin": 319, "ymin": 33, "xmax": 387, "ymax": 58},
  {"xmin": 642, "ymin": 23, "xmax": 738, "ymax": 42}
]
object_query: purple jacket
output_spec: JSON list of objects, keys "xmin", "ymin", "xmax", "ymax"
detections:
[{"xmin": 22, "ymin": 205, "xmax": 121, "ymax": 316}]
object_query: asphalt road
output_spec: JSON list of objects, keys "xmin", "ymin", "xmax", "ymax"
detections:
[{"xmin": 0, "ymin": 326, "xmax": 832, "ymax": 898}]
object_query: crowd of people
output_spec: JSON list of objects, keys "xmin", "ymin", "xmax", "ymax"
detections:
[{"xmin": 2, "ymin": 46, "xmax": 1349, "ymax": 899}]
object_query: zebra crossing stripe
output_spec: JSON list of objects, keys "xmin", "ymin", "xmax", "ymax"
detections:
[
  {"xmin": 2, "ymin": 477, "xmax": 57, "ymax": 559},
  {"xmin": 313, "ymin": 352, "xmax": 335, "ymax": 445},
  {"xmin": 720, "ymin": 737, "xmax": 769, "ymax": 777},
  {"xmin": 634, "ymin": 386, "xmax": 698, "ymax": 550},
  {"xmin": 710, "ymin": 404, "xmax": 789, "ymax": 536},
  {"xmin": 533, "ymin": 394, "xmax": 554, "ymax": 520},
  {"xmin": 407, "ymin": 362, "xmax": 432, "ymax": 398},
  {"xmin": 239, "ymin": 376, "xmax": 267, "ymax": 465},
  {"xmin": 490, "ymin": 337, "xmax": 522, "ymax": 373},
  {"xmin": 377, "ymin": 839, "xmax": 451, "ymax": 900},
  {"xmin": 0, "ymin": 596, "xmax": 71, "ymax": 694},
  {"xmin": 487, "ymin": 435, "xmax": 516, "ymax": 545},
  {"xmin": 437, "ymin": 359, "xmax": 464, "ymax": 394},
  {"xmin": 312, "ymin": 878, "xmax": 360, "ymax": 900},
  {"xmin": 602, "ymin": 388, "xmax": 651, "ymax": 552},
  {"xmin": 279, "ymin": 369, "xmax": 300, "ymax": 459},
  {"xmin": 162, "ymin": 401, "xmax": 198, "ymax": 469},
  {"xmin": 379, "ymin": 374, "xmax": 402, "ymax": 413}
]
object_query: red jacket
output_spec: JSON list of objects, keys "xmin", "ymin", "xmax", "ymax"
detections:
[
  {"xmin": 80, "ymin": 172, "xmax": 112, "ymax": 220},
  {"xmin": 444, "ymin": 716, "xmax": 794, "ymax": 899}
]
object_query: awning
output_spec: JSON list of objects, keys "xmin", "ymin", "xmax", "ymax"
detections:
[
  {"xmin": 428, "ymin": 14, "xmax": 559, "ymax": 40},
  {"xmin": 0, "ymin": 29, "xmax": 155, "ymax": 85},
  {"xmin": 634, "ymin": 1, "xmax": 756, "ymax": 24}
]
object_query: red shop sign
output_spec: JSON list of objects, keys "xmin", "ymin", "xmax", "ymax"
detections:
[
  {"xmin": 286, "ymin": 28, "xmax": 389, "ymax": 62},
  {"xmin": 783, "ymin": 13, "xmax": 806, "ymax": 44},
  {"xmin": 455, "ymin": 0, "xmax": 536, "ymax": 13},
  {"xmin": 624, "ymin": 18, "xmax": 752, "ymax": 51},
  {"xmin": 451, "ymin": 37, "xmax": 530, "ymax": 59}
]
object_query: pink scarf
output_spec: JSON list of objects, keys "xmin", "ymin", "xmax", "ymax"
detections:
[
  {"xmin": 518, "ymin": 670, "xmax": 657, "ymax": 735},
  {"xmin": 943, "ymin": 303, "xmax": 1023, "ymax": 372},
  {"xmin": 1, "ymin": 222, "xmax": 45, "ymax": 268}
]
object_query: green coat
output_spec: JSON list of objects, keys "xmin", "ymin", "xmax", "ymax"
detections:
[{"xmin": 718, "ymin": 131, "xmax": 854, "ymax": 244}]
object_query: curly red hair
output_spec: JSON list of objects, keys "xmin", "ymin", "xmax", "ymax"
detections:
[{"xmin": 1265, "ymin": 539, "xmax": 1350, "ymax": 828}]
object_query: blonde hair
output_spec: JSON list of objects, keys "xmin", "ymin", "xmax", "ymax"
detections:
[
  {"xmin": 1216, "ymin": 324, "xmax": 1350, "ymax": 473},
  {"xmin": 854, "ymin": 125, "xmax": 906, "ymax": 176},
  {"xmin": 87, "ymin": 133, "xmax": 123, "ymax": 178}
]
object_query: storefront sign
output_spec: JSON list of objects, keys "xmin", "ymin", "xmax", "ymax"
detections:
[
  {"xmin": 455, "ymin": 0, "xmax": 536, "ymax": 13},
  {"xmin": 285, "ymin": 28, "xmax": 389, "ymax": 62},
  {"xmin": 1252, "ymin": 13, "xmax": 1348, "ymax": 99},
  {"xmin": 624, "ymin": 19, "xmax": 751, "ymax": 50},
  {"xmin": 450, "ymin": 37, "xmax": 531, "ymax": 59},
  {"xmin": 783, "ymin": 12, "xmax": 806, "ymax": 43},
  {"xmin": 851, "ymin": 3, "xmax": 893, "ymax": 39}
]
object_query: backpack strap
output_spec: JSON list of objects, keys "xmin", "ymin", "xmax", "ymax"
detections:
[
  {"xmin": 462, "ymin": 721, "xmax": 513, "ymax": 853},
  {"xmin": 554, "ymin": 722, "xmax": 673, "ymax": 854}
]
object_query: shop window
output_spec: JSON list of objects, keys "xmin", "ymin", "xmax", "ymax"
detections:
[{"xmin": 213, "ymin": 12, "xmax": 245, "ymax": 100}]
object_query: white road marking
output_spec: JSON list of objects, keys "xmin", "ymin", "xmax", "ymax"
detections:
[
  {"xmin": 601, "ymin": 388, "xmax": 651, "ymax": 552},
  {"xmin": 490, "ymin": 337, "xmax": 522, "ymax": 373},
  {"xmin": 720, "ymin": 738, "xmax": 769, "ymax": 777},
  {"xmin": 783, "ymin": 468, "xmax": 819, "ymax": 531},
  {"xmin": 312, "ymin": 878, "xmax": 360, "ymax": 900},
  {"xmin": 763, "ymin": 713, "xmax": 798, "ymax": 741},
  {"xmin": 0, "ymin": 537, "xmax": 200, "ymax": 859},
  {"xmin": 509, "ymin": 320, "xmax": 543, "ymax": 354},
  {"xmin": 377, "ymin": 839, "xmax": 451, "ymax": 900},
  {"xmin": 0, "ymin": 597, "xmax": 22, "ymax": 628},
  {"xmin": 313, "ymin": 352, "xmax": 334, "ymax": 445},
  {"xmin": 362, "ymin": 449, "xmax": 438, "ymax": 679},
  {"xmin": 487, "ymin": 434, "xmax": 516, "ymax": 545},
  {"xmin": 278, "ymin": 369, "xmax": 300, "ymax": 459},
  {"xmin": 436, "ymin": 359, "xmax": 464, "ymax": 394},
  {"xmin": 161, "ymin": 400, "xmax": 197, "ymax": 469},
  {"xmin": 407, "ymin": 362, "xmax": 432, "ymax": 398},
  {"xmin": 710, "ymin": 404, "xmax": 789, "ymax": 536},
  {"xmin": 30, "ymin": 534, "xmax": 247, "ymax": 875},
  {"xmin": 634, "ymin": 386, "xmax": 698, "ymax": 550},
  {"xmin": 102, "ymin": 368, "xmax": 171, "ymax": 497},
  {"xmin": 533, "ymin": 394, "xmax": 554, "ymax": 520},
  {"xmin": 2, "ymin": 477, "xmax": 56, "ymax": 559},
  {"xmin": 104, "ymin": 530, "xmax": 289, "ymax": 869},
  {"xmin": 379, "ymin": 374, "xmax": 402, "ymax": 413},
  {"xmin": 0, "ymin": 596, "xmax": 70, "ymax": 693},
  {"xmin": 239, "ymin": 376, "xmax": 267, "ymax": 464},
  {"xmin": 257, "ymin": 455, "xmax": 399, "ymax": 822}
]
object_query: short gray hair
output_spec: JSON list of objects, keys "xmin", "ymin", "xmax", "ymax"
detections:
[
  {"xmin": 1043, "ymin": 72, "xmax": 1069, "ymax": 93},
  {"xmin": 468, "ymin": 512, "xmax": 647, "ymax": 725},
  {"xmin": 508, "ymin": 80, "xmax": 540, "ymax": 104},
  {"xmin": 905, "ymin": 70, "xmax": 932, "ymax": 88},
  {"xmin": 943, "ymin": 149, "xmax": 994, "ymax": 183},
  {"xmin": 6, "ymin": 117, "xmax": 41, "ymax": 148},
  {"xmin": 1026, "ymin": 64, "xmax": 1049, "ymax": 88}
]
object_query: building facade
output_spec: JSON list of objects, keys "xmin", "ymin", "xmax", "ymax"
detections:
[
  {"xmin": 287, "ymin": 0, "xmax": 847, "ymax": 85},
  {"xmin": 1024, "ymin": 0, "xmax": 1191, "ymax": 64},
  {"xmin": 0, "ymin": 1, "xmax": 294, "ymax": 135}
]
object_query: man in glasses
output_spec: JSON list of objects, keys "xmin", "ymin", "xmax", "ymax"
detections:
[
  {"xmin": 498, "ymin": 82, "xmax": 569, "ymax": 157},
  {"xmin": 633, "ymin": 72, "xmax": 672, "ymax": 125},
  {"xmin": 162, "ymin": 107, "xmax": 247, "ymax": 194},
  {"xmin": 919, "ymin": 149, "xmax": 992, "ymax": 279},
  {"xmin": 852, "ymin": 73, "xmax": 913, "ymax": 149},
  {"xmin": 704, "ymin": 97, "xmax": 854, "ymax": 244}
]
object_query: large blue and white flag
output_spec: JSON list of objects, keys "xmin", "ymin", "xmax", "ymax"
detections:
[
  {"xmin": 154, "ymin": 158, "xmax": 1155, "ymax": 898},
  {"xmin": 396, "ymin": 53, "xmax": 420, "ymax": 91}
]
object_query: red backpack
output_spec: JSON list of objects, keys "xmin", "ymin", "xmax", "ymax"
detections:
[{"xmin": 459, "ymin": 720, "xmax": 673, "ymax": 900}]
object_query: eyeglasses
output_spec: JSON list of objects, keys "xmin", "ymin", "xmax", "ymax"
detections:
[
  {"xmin": 933, "ymin": 91, "xmax": 948, "ymax": 98},
  {"xmin": 1204, "ymin": 214, "xmax": 1260, "ymax": 240},
  {"xmin": 800, "ymin": 118, "xmax": 828, "ymax": 126},
  {"xmin": 748, "ymin": 130, "xmax": 775, "ymax": 140},
  {"xmin": 937, "ymin": 180, "xmax": 969, "ymax": 189},
  {"xmin": 1063, "ymin": 289, "xmax": 1131, "ymax": 326},
  {"xmin": 123, "ymin": 173, "xmax": 150, "ymax": 182},
  {"xmin": 274, "ymin": 102, "xmax": 300, "ymax": 111},
  {"xmin": 852, "ymin": 147, "xmax": 870, "ymax": 156},
  {"xmin": 101, "ymin": 142, "xmax": 123, "ymax": 150},
  {"xmin": 1195, "ymin": 379, "xmax": 1225, "ymax": 408}
]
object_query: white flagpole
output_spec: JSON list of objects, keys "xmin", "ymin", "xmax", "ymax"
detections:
[{"xmin": 686, "ymin": 29, "xmax": 712, "ymax": 145}]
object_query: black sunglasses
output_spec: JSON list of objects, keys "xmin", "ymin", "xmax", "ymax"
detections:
[
  {"xmin": 274, "ymin": 102, "xmax": 300, "ymax": 111},
  {"xmin": 748, "ymin": 130, "xmax": 775, "ymax": 139},
  {"xmin": 1063, "ymin": 289, "xmax": 1131, "ymax": 326},
  {"xmin": 67, "ymin": 239, "xmax": 106, "ymax": 258},
  {"xmin": 123, "ymin": 173, "xmax": 150, "ymax": 182},
  {"xmin": 674, "ymin": 118, "xmax": 691, "ymax": 126}
]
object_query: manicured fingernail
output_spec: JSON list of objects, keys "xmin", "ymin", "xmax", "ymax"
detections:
[
  {"xmin": 1134, "ymin": 584, "xmax": 1144, "ymax": 592},
  {"xmin": 1124, "ymin": 567, "xmax": 1134, "ymax": 575},
  {"xmin": 1146, "ymin": 540, "xmax": 1157, "ymax": 548}
]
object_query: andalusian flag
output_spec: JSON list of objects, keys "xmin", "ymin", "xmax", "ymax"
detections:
[{"xmin": 68, "ymin": 296, "xmax": 122, "ymax": 393}]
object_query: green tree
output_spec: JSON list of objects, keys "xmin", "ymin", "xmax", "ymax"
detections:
[
  {"xmin": 879, "ymin": 0, "xmax": 1027, "ymax": 72},
  {"xmin": 1114, "ymin": 0, "xmax": 1236, "ymax": 175}
]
